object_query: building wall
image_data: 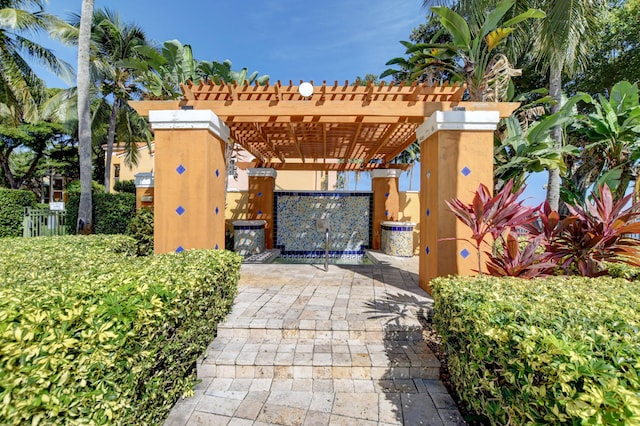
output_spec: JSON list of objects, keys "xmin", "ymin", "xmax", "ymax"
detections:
[{"xmin": 110, "ymin": 146, "xmax": 154, "ymax": 192}]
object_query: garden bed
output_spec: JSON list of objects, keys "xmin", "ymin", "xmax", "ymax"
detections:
[
  {"xmin": 432, "ymin": 275, "xmax": 640, "ymax": 425},
  {"xmin": 0, "ymin": 235, "xmax": 241, "ymax": 425}
]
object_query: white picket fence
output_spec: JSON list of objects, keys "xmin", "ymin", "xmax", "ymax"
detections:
[{"xmin": 23, "ymin": 208, "xmax": 67, "ymax": 237}]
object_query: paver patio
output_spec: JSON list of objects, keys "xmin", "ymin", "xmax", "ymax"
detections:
[{"xmin": 164, "ymin": 252, "xmax": 465, "ymax": 425}]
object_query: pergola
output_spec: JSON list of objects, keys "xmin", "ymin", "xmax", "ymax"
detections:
[{"xmin": 131, "ymin": 80, "xmax": 518, "ymax": 293}]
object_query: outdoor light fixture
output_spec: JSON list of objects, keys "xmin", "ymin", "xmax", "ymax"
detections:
[{"xmin": 298, "ymin": 82, "xmax": 314, "ymax": 98}]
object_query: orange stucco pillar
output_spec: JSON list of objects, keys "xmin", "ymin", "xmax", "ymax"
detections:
[
  {"xmin": 149, "ymin": 110, "xmax": 230, "ymax": 253},
  {"xmin": 371, "ymin": 169, "xmax": 401, "ymax": 250},
  {"xmin": 417, "ymin": 111, "xmax": 500, "ymax": 293},
  {"xmin": 247, "ymin": 168, "xmax": 276, "ymax": 249}
]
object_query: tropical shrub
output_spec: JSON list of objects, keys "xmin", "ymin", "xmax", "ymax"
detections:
[
  {"xmin": 446, "ymin": 181, "xmax": 640, "ymax": 277},
  {"xmin": 0, "ymin": 188, "xmax": 36, "ymax": 237},
  {"xmin": 432, "ymin": 275, "xmax": 640, "ymax": 425},
  {"xmin": 66, "ymin": 192, "xmax": 136, "ymax": 235},
  {"xmin": 0, "ymin": 235, "xmax": 241, "ymax": 425},
  {"xmin": 114, "ymin": 179, "xmax": 136, "ymax": 193},
  {"xmin": 93, "ymin": 193, "xmax": 136, "ymax": 234},
  {"xmin": 128, "ymin": 207, "xmax": 154, "ymax": 256},
  {"xmin": 66, "ymin": 179, "xmax": 104, "ymax": 195},
  {"xmin": 531, "ymin": 186, "xmax": 640, "ymax": 276},
  {"xmin": 444, "ymin": 179, "xmax": 537, "ymax": 273}
]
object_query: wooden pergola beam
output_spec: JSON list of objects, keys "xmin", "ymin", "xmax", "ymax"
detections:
[
  {"xmin": 236, "ymin": 161, "xmax": 410, "ymax": 171},
  {"xmin": 365, "ymin": 123, "xmax": 401, "ymax": 163}
]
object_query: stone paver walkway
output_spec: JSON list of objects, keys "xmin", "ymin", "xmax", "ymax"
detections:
[{"xmin": 164, "ymin": 252, "xmax": 465, "ymax": 425}]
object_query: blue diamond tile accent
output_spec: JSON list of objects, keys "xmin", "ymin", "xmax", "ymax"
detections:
[
  {"xmin": 461, "ymin": 166, "xmax": 471, "ymax": 176},
  {"xmin": 176, "ymin": 206, "xmax": 185, "ymax": 216},
  {"xmin": 258, "ymin": 210, "xmax": 263, "ymax": 215},
  {"xmin": 258, "ymin": 192, "xmax": 263, "ymax": 197},
  {"xmin": 426, "ymin": 246, "xmax": 430, "ymax": 255},
  {"xmin": 215, "ymin": 169, "xmax": 220, "ymax": 177},
  {"xmin": 385, "ymin": 210, "xmax": 389, "ymax": 217},
  {"xmin": 426, "ymin": 208, "xmax": 430, "ymax": 217},
  {"xmin": 215, "ymin": 244, "xmax": 219, "ymax": 250},
  {"xmin": 385, "ymin": 192, "xmax": 389, "ymax": 198},
  {"xmin": 215, "ymin": 207, "xmax": 219, "ymax": 215},
  {"xmin": 176, "ymin": 246, "xmax": 184, "ymax": 253},
  {"xmin": 460, "ymin": 248, "xmax": 470, "ymax": 259},
  {"xmin": 176, "ymin": 164, "xmax": 186, "ymax": 175}
]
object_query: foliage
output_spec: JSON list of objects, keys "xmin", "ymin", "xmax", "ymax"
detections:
[
  {"xmin": 0, "ymin": 99, "xmax": 75, "ymax": 191},
  {"xmin": 128, "ymin": 40, "xmax": 269, "ymax": 100},
  {"xmin": 485, "ymin": 233, "xmax": 556, "ymax": 277},
  {"xmin": 113, "ymin": 179, "xmax": 135, "ymax": 193},
  {"xmin": 66, "ymin": 179, "xmax": 104, "ymax": 195},
  {"xmin": 573, "ymin": 81, "xmax": 640, "ymax": 201},
  {"xmin": 540, "ymin": 185, "xmax": 640, "ymax": 276},
  {"xmin": 567, "ymin": 0, "xmax": 640, "ymax": 96},
  {"xmin": 493, "ymin": 90, "xmax": 583, "ymax": 191},
  {"xmin": 0, "ymin": 235, "xmax": 241, "ymax": 425},
  {"xmin": 0, "ymin": 188, "xmax": 36, "ymax": 237},
  {"xmin": 444, "ymin": 179, "xmax": 537, "ymax": 272},
  {"xmin": 0, "ymin": 0, "xmax": 73, "ymax": 123},
  {"xmin": 606, "ymin": 262, "xmax": 640, "ymax": 281},
  {"xmin": 382, "ymin": 0, "xmax": 545, "ymax": 101},
  {"xmin": 128, "ymin": 207, "xmax": 153, "ymax": 256},
  {"xmin": 432, "ymin": 275, "xmax": 640, "ymax": 425},
  {"xmin": 447, "ymin": 180, "xmax": 640, "ymax": 277},
  {"xmin": 66, "ymin": 192, "xmax": 135, "ymax": 235}
]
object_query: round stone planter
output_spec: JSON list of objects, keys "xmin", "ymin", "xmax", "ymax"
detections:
[
  {"xmin": 380, "ymin": 221, "xmax": 416, "ymax": 257},
  {"xmin": 233, "ymin": 220, "xmax": 266, "ymax": 256}
]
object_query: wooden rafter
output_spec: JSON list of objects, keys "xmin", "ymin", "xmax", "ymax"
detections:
[{"xmin": 129, "ymin": 80, "xmax": 520, "ymax": 171}]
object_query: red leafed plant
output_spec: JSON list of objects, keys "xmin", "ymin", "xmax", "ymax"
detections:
[
  {"xmin": 543, "ymin": 185, "xmax": 640, "ymax": 276},
  {"xmin": 444, "ymin": 179, "xmax": 538, "ymax": 274},
  {"xmin": 486, "ymin": 231, "xmax": 557, "ymax": 278}
]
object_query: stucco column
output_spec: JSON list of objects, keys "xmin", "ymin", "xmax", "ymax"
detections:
[
  {"xmin": 247, "ymin": 168, "xmax": 276, "ymax": 249},
  {"xmin": 370, "ymin": 169, "xmax": 401, "ymax": 250},
  {"xmin": 417, "ymin": 111, "xmax": 500, "ymax": 293},
  {"xmin": 134, "ymin": 172, "xmax": 154, "ymax": 209},
  {"xmin": 149, "ymin": 110, "xmax": 230, "ymax": 254}
]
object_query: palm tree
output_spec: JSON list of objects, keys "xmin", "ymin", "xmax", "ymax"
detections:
[
  {"xmin": 76, "ymin": 0, "xmax": 94, "ymax": 233},
  {"xmin": 0, "ymin": 0, "xmax": 73, "ymax": 122},
  {"xmin": 428, "ymin": 0, "xmax": 606, "ymax": 209},
  {"xmin": 56, "ymin": 8, "xmax": 150, "ymax": 192}
]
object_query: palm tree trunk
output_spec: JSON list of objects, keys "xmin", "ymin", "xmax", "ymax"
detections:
[
  {"xmin": 546, "ymin": 61, "xmax": 563, "ymax": 211},
  {"xmin": 77, "ymin": 0, "xmax": 95, "ymax": 234},
  {"xmin": 104, "ymin": 99, "xmax": 118, "ymax": 193}
]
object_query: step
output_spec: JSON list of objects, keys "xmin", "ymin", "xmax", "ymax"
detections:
[
  {"xmin": 215, "ymin": 319, "xmax": 425, "ymax": 342},
  {"xmin": 196, "ymin": 336, "xmax": 440, "ymax": 380},
  {"xmin": 164, "ymin": 380, "xmax": 464, "ymax": 426}
]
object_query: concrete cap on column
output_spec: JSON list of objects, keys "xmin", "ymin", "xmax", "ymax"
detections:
[
  {"xmin": 134, "ymin": 172, "xmax": 154, "ymax": 188},
  {"xmin": 148, "ymin": 109, "xmax": 230, "ymax": 141},
  {"xmin": 246, "ymin": 168, "xmax": 277, "ymax": 178},
  {"xmin": 370, "ymin": 169, "xmax": 403, "ymax": 179},
  {"xmin": 416, "ymin": 110, "xmax": 500, "ymax": 143}
]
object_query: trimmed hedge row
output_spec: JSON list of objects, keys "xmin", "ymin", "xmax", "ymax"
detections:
[
  {"xmin": 66, "ymin": 192, "xmax": 136, "ymax": 234},
  {"xmin": 0, "ymin": 235, "xmax": 241, "ymax": 425},
  {"xmin": 0, "ymin": 189, "xmax": 36, "ymax": 237},
  {"xmin": 432, "ymin": 276, "xmax": 640, "ymax": 425}
]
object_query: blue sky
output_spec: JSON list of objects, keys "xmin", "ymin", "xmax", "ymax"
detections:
[{"xmin": 34, "ymin": 0, "xmax": 548, "ymax": 203}]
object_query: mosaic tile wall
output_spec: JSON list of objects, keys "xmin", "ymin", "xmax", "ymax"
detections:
[{"xmin": 274, "ymin": 192, "xmax": 372, "ymax": 255}]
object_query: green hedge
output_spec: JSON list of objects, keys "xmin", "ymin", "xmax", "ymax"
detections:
[
  {"xmin": 128, "ymin": 207, "xmax": 154, "ymax": 256},
  {"xmin": 432, "ymin": 276, "xmax": 640, "ymax": 425},
  {"xmin": 66, "ymin": 192, "xmax": 136, "ymax": 234},
  {"xmin": 0, "ymin": 188, "xmax": 36, "ymax": 237},
  {"xmin": 0, "ymin": 235, "xmax": 241, "ymax": 425}
]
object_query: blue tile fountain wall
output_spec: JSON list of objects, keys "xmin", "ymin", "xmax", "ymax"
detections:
[{"xmin": 274, "ymin": 192, "xmax": 372, "ymax": 255}]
